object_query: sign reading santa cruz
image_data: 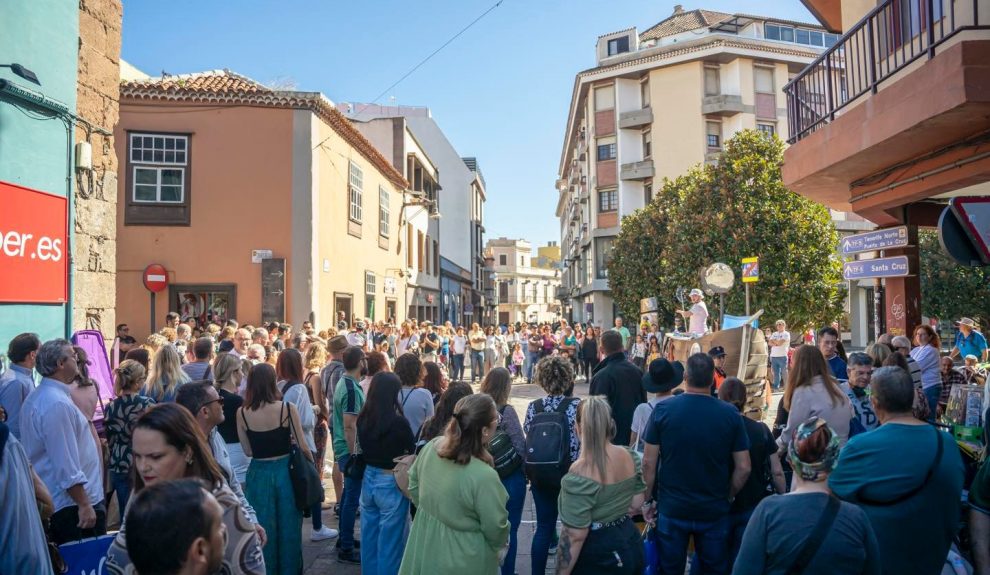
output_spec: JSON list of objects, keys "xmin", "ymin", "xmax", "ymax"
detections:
[{"xmin": 842, "ymin": 256, "xmax": 910, "ymax": 280}]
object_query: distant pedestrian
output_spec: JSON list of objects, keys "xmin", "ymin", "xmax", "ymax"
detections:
[
  {"xmin": 817, "ymin": 326, "xmax": 846, "ymax": 381},
  {"xmin": 0, "ymin": 333, "xmax": 40, "ymax": 440}
]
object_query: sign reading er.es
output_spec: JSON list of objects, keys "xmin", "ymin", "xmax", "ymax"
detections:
[{"xmin": 0, "ymin": 180, "xmax": 68, "ymax": 303}]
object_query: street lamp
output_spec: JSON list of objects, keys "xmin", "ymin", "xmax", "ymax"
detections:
[{"xmin": 0, "ymin": 64, "xmax": 40, "ymax": 85}]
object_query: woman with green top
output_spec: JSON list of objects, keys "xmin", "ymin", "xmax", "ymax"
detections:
[
  {"xmin": 556, "ymin": 396, "xmax": 646, "ymax": 575},
  {"xmin": 399, "ymin": 393, "xmax": 510, "ymax": 574}
]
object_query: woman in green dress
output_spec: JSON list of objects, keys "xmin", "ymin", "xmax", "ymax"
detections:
[{"xmin": 399, "ymin": 393, "xmax": 510, "ymax": 574}]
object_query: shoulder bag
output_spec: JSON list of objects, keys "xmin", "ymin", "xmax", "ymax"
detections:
[
  {"xmin": 393, "ymin": 451, "xmax": 417, "ymax": 500},
  {"xmin": 286, "ymin": 402, "xmax": 325, "ymax": 511},
  {"xmin": 785, "ymin": 495, "xmax": 840, "ymax": 575},
  {"xmin": 855, "ymin": 428, "xmax": 944, "ymax": 506}
]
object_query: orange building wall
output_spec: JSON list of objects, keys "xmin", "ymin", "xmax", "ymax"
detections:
[{"xmin": 114, "ymin": 103, "xmax": 295, "ymax": 339}]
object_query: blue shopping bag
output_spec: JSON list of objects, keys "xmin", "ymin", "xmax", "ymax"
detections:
[
  {"xmin": 643, "ymin": 523, "xmax": 660, "ymax": 575},
  {"xmin": 59, "ymin": 534, "xmax": 115, "ymax": 575}
]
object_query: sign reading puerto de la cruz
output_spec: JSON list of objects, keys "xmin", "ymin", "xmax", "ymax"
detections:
[
  {"xmin": 0, "ymin": 180, "xmax": 68, "ymax": 303},
  {"xmin": 841, "ymin": 226, "xmax": 909, "ymax": 255}
]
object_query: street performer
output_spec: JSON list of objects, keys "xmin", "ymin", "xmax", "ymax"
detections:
[{"xmin": 676, "ymin": 289, "xmax": 709, "ymax": 337}]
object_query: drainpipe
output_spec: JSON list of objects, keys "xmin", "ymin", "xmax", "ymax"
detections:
[{"xmin": 63, "ymin": 117, "xmax": 74, "ymax": 339}]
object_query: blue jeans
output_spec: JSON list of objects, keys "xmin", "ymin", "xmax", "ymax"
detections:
[
  {"xmin": 924, "ymin": 384, "xmax": 942, "ymax": 424},
  {"xmin": 110, "ymin": 470, "xmax": 132, "ymax": 512},
  {"xmin": 338, "ymin": 453, "xmax": 363, "ymax": 551},
  {"xmin": 360, "ymin": 466, "xmax": 409, "ymax": 575},
  {"xmin": 471, "ymin": 350, "xmax": 485, "ymax": 381},
  {"xmin": 451, "ymin": 354, "xmax": 465, "ymax": 381},
  {"xmin": 531, "ymin": 484, "xmax": 560, "ymax": 575},
  {"xmin": 771, "ymin": 356, "xmax": 788, "ymax": 389},
  {"xmin": 687, "ymin": 510, "xmax": 752, "ymax": 575},
  {"xmin": 501, "ymin": 468, "xmax": 526, "ymax": 575},
  {"xmin": 657, "ymin": 514, "xmax": 730, "ymax": 575},
  {"xmin": 526, "ymin": 351, "xmax": 541, "ymax": 380}
]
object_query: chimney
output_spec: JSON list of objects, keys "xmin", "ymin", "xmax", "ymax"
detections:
[{"xmin": 673, "ymin": 4, "xmax": 684, "ymax": 14}]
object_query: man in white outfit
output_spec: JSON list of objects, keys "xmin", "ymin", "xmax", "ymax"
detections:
[{"xmin": 676, "ymin": 289, "xmax": 710, "ymax": 337}]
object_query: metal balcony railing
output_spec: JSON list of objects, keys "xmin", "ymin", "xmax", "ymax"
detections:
[{"xmin": 784, "ymin": 0, "xmax": 988, "ymax": 144}]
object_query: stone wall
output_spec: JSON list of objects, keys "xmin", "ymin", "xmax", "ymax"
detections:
[{"xmin": 74, "ymin": 0, "xmax": 122, "ymax": 339}]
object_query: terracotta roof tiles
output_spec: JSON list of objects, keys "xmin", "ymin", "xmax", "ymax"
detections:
[{"xmin": 639, "ymin": 9, "xmax": 733, "ymax": 41}]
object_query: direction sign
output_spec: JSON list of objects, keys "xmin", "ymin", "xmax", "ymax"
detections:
[
  {"xmin": 741, "ymin": 257, "xmax": 759, "ymax": 283},
  {"xmin": 951, "ymin": 196, "xmax": 990, "ymax": 264},
  {"xmin": 143, "ymin": 264, "xmax": 168, "ymax": 293},
  {"xmin": 840, "ymin": 226, "xmax": 909, "ymax": 255},
  {"xmin": 842, "ymin": 256, "xmax": 910, "ymax": 280}
]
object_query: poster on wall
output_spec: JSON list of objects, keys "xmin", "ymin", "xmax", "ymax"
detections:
[
  {"xmin": 0, "ymin": 181, "xmax": 68, "ymax": 303},
  {"xmin": 177, "ymin": 291, "xmax": 230, "ymax": 326}
]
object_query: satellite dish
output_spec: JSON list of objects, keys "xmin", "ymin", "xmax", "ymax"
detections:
[{"xmin": 702, "ymin": 263, "xmax": 735, "ymax": 294}]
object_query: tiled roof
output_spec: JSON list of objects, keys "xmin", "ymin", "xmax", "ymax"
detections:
[
  {"xmin": 639, "ymin": 9, "xmax": 733, "ymax": 41},
  {"xmin": 120, "ymin": 70, "xmax": 408, "ymax": 189}
]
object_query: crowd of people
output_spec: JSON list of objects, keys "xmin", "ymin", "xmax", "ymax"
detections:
[{"xmin": 0, "ymin": 308, "xmax": 988, "ymax": 575}]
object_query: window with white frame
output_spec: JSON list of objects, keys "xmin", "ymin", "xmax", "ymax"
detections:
[
  {"xmin": 349, "ymin": 161, "xmax": 363, "ymax": 223},
  {"xmin": 378, "ymin": 186, "xmax": 390, "ymax": 237},
  {"xmin": 598, "ymin": 189, "xmax": 618, "ymax": 213},
  {"xmin": 130, "ymin": 133, "xmax": 188, "ymax": 203},
  {"xmin": 595, "ymin": 238, "xmax": 614, "ymax": 279},
  {"xmin": 597, "ymin": 136, "xmax": 617, "ymax": 161},
  {"xmin": 607, "ymin": 36, "xmax": 629, "ymax": 56},
  {"xmin": 594, "ymin": 85, "xmax": 615, "ymax": 111},
  {"xmin": 766, "ymin": 23, "xmax": 839, "ymax": 47},
  {"xmin": 642, "ymin": 130, "xmax": 652, "ymax": 158},
  {"xmin": 757, "ymin": 123, "xmax": 777, "ymax": 137},
  {"xmin": 706, "ymin": 122, "xmax": 722, "ymax": 150},
  {"xmin": 365, "ymin": 271, "xmax": 376, "ymax": 295}
]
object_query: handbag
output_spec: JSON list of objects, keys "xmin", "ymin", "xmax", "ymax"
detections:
[
  {"xmin": 784, "ymin": 495, "xmax": 840, "ymax": 575},
  {"xmin": 393, "ymin": 452, "xmax": 417, "ymax": 500},
  {"xmin": 286, "ymin": 404, "xmax": 324, "ymax": 511},
  {"xmin": 343, "ymin": 431, "xmax": 367, "ymax": 481}
]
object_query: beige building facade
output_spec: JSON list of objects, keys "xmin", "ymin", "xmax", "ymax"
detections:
[{"xmin": 488, "ymin": 238, "xmax": 561, "ymax": 326}]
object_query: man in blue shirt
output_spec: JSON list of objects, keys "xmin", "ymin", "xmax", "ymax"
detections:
[
  {"xmin": 643, "ymin": 353, "xmax": 751, "ymax": 575},
  {"xmin": 951, "ymin": 317, "xmax": 988, "ymax": 362},
  {"xmin": 818, "ymin": 326, "xmax": 847, "ymax": 381},
  {"xmin": 0, "ymin": 333, "xmax": 40, "ymax": 440}
]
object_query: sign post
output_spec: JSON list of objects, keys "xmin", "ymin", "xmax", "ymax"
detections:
[
  {"xmin": 741, "ymin": 257, "xmax": 759, "ymax": 316},
  {"xmin": 143, "ymin": 264, "xmax": 168, "ymax": 333}
]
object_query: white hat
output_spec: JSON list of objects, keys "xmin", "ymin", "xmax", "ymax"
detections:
[
  {"xmin": 956, "ymin": 317, "xmax": 978, "ymax": 328},
  {"xmin": 689, "ymin": 288, "xmax": 704, "ymax": 299}
]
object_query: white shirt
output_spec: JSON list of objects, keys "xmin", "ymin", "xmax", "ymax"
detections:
[
  {"xmin": 769, "ymin": 330, "xmax": 791, "ymax": 357},
  {"xmin": 689, "ymin": 302, "xmax": 709, "ymax": 335},
  {"xmin": 346, "ymin": 331, "xmax": 368, "ymax": 350},
  {"xmin": 452, "ymin": 335, "xmax": 467, "ymax": 354}
]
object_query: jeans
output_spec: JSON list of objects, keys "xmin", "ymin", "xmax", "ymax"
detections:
[
  {"xmin": 110, "ymin": 470, "xmax": 132, "ymax": 512},
  {"xmin": 311, "ymin": 451, "xmax": 324, "ymax": 530},
  {"xmin": 687, "ymin": 510, "xmax": 753, "ymax": 575},
  {"xmin": 226, "ymin": 440, "xmax": 251, "ymax": 485},
  {"xmin": 531, "ymin": 484, "xmax": 560, "ymax": 575},
  {"xmin": 924, "ymin": 384, "xmax": 942, "ymax": 424},
  {"xmin": 471, "ymin": 350, "xmax": 485, "ymax": 381},
  {"xmin": 501, "ymin": 468, "xmax": 527, "ymax": 575},
  {"xmin": 771, "ymin": 357, "xmax": 788, "ymax": 389},
  {"xmin": 451, "ymin": 354, "xmax": 465, "ymax": 381},
  {"xmin": 338, "ymin": 453, "xmax": 363, "ymax": 551},
  {"xmin": 360, "ymin": 466, "xmax": 410, "ymax": 575},
  {"xmin": 50, "ymin": 502, "xmax": 107, "ymax": 545},
  {"xmin": 657, "ymin": 513, "xmax": 730, "ymax": 575},
  {"xmin": 582, "ymin": 358, "xmax": 599, "ymax": 380},
  {"xmin": 526, "ymin": 351, "xmax": 541, "ymax": 380}
]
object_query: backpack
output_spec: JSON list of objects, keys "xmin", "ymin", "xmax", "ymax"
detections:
[
  {"xmin": 489, "ymin": 405, "xmax": 523, "ymax": 479},
  {"xmin": 524, "ymin": 397, "xmax": 578, "ymax": 488}
]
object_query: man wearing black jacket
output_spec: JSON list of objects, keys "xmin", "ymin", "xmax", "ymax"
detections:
[{"xmin": 590, "ymin": 330, "xmax": 646, "ymax": 445}]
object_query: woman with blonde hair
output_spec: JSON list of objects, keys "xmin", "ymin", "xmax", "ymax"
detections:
[
  {"xmin": 556, "ymin": 397, "xmax": 646, "ymax": 574},
  {"xmin": 215, "ymin": 353, "xmax": 250, "ymax": 484},
  {"xmin": 105, "ymin": 359, "xmax": 155, "ymax": 510},
  {"xmin": 778, "ymin": 345, "xmax": 852, "ymax": 452},
  {"xmin": 144, "ymin": 344, "xmax": 189, "ymax": 403},
  {"xmin": 144, "ymin": 333, "xmax": 168, "ymax": 355},
  {"xmin": 865, "ymin": 341, "xmax": 891, "ymax": 367},
  {"xmin": 304, "ymin": 341, "xmax": 331, "ymax": 486}
]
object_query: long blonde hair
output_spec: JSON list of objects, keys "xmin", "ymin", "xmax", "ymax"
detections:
[
  {"xmin": 213, "ymin": 353, "xmax": 242, "ymax": 390},
  {"xmin": 146, "ymin": 344, "xmax": 190, "ymax": 401},
  {"xmin": 305, "ymin": 341, "xmax": 328, "ymax": 372},
  {"xmin": 576, "ymin": 396, "xmax": 616, "ymax": 481}
]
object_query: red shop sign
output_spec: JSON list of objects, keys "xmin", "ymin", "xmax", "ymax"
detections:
[{"xmin": 0, "ymin": 180, "xmax": 68, "ymax": 303}]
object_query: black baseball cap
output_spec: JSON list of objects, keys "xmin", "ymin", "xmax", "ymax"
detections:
[{"xmin": 708, "ymin": 346, "xmax": 726, "ymax": 358}]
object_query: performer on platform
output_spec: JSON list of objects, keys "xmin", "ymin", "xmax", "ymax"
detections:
[{"xmin": 676, "ymin": 289, "xmax": 709, "ymax": 337}]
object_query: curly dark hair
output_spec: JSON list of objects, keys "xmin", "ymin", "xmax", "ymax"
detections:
[
  {"xmin": 394, "ymin": 352, "xmax": 424, "ymax": 388},
  {"xmin": 534, "ymin": 355, "xmax": 574, "ymax": 396}
]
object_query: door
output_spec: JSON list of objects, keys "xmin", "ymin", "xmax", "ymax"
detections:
[
  {"xmin": 334, "ymin": 294, "xmax": 353, "ymax": 327},
  {"xmin": 386, "ymin": 299, "xmax": 397, "ymax": 323}
]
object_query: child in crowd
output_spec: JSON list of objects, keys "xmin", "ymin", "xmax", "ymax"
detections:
[{"xmin": 511, "ymin": 343, "xmax": 525, "ymax": 379}]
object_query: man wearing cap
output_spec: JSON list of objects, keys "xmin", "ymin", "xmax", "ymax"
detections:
[
  {"xmin": 676, "ymin": 289, "xmax": 710, "ymax": 336},
  {"xmin": 951, "ymin": 318, "xmax": 988, "ymax": 363},
  {"xmin": 709, "ymin": 346, "xmax": 727, "ymax": 393},
  {"xmin": 346, "ymin": 321, "xmax": 368, "ymax": 350},
  {"xmin": 630, "ymin": 359, "xmax": 683, "ymax": 453}
]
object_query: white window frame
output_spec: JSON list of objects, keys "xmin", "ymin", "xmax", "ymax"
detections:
[
  {"xmin": 132, "ymin": 166, "xmax": 185, "ymax": 203},
  {"xmin": 129, "ymin": 133, "xmax": 188, "ymax": 204},
  {"xmin": 378, "ymin": 186, "xmax": 390, "ymax": 237},
  {"xmin": 757, "ymin": 122, "xmax": 777, "ymax": 137},
  {"xmin": 642, "ymin": 129, "xmax": 652, "ymax": 159},
  {"xmin": 706, "ymin": 121, "xmax": 722, "ymax": 150},
  {"xmin": 349, "ymin": 161, "xmax": 363, "ymax": 223},
  {"xmin": 365, "ymin": 271, "xmax": 376, "ymax": 295}
]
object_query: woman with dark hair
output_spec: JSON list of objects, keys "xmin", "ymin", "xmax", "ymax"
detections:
[
  {"xmin": 734, "ymin": 417, "xmax": 880, "ymax": 574},
  {"xmin": 419, "ymin": 382, "xmax": 474, "ymax": 443},
  {"xmin": 395, "ymin": 353, "xmax": 435, "ymax": 438},
  {"xmin": 399, "ymin": 394, "xmax": 510, "ymax": 574},
  {"xmin": 105, "ymin": 403, "xmax": 265, "ymax": 575},
  {"xmin": 360, "ymin": 351, "xmax": 390, "ymax": 395},
  {"xmin": 357, "ymin": 373, "xmax": 416, "ymax": 574},
  {"xmin": 237, "ymin": 363, "xmax": 313, "ymax": 573},
  {"xmin": 910, "ymin": 324, "xmax": 942, "ymax": 422},
  {"xmin": 778, "ymin": 345, "xmax": 852, "ymax": 452},
  {"xmin": 422, "ymin": 361, "xmax": 447, "ymax": 405},
  {"xmin": 123, "ymin": 347, "xmax": 150, "ymax": 371}
]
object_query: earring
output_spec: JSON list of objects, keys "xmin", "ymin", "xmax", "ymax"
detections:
[{"xmin": 186, "ymin": 457, "xmax": 193, "ymax": 465}]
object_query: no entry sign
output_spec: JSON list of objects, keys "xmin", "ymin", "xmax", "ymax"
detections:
[{"xmin": 143, "ymin": 264, "xmax": 168, "ymax": 292}]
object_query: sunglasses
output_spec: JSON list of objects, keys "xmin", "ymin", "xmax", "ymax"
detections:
[{"xmin": 201, "ymin": 397, "xmax": 224, "ymax": 410}]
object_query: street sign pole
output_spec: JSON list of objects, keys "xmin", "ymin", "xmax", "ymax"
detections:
[
  {"xmin": 150, "ymin": 291, "xmax": 156, "ymax": 334},
  {"xmin": 745, "ymin": 284, "xmax": 750, "ymax": 317}
]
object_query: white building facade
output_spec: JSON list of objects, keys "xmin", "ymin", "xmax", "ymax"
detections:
[{"xmin": 487, "ymin": 238, "xmax": 562, "ymax": 326}]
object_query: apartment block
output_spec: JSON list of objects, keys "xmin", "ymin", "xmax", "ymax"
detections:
[{"xmin": 487, "ymin": 238, "xmax": 562, "ymax": 326}]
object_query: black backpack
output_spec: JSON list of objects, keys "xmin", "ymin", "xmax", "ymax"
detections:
[
  {"xmin": 489, "ymin": 405, "xmax": 523, "ymax": 479},
  {"xmin": 524, "ymin": 397, "xmax": 578, "ymax": 488}
]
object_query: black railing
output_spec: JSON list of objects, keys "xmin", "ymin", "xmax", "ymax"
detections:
[{"xmin": 784, "ymin": 0, "xmax": 988, "ymax": 143}]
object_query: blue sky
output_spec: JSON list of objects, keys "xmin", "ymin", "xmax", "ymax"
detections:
[{"xmin": 122, "ymin": 1, "xmax": 815, "ymax": 249}]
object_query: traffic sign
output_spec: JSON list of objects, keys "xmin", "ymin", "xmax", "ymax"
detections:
[
  {"xmin": 741, "ymin": 257, "xmax": 759, "ymax": 283},
  {"xmin": 840, "ymin": 226, "xmax": 909, "ymax": 255},
  {"xmin": 143, "ymin": 264, "xmax": 168, "ymax": 293},
  {"xmin": 842, "ymin": 256, "xmax": 910, "ymax": 280},
  {"xmin": 950, "ymin": 197, "xmax": 990, "ymax": 264}
]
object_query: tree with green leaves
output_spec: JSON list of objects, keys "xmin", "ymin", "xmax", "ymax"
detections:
[
  {"xmin": 608, "ymin": 130, "xmax": 845, "ymax": 330},
  {"xmin": 919, "ymin": 229, "xmax": 990, "ymax": 326}
]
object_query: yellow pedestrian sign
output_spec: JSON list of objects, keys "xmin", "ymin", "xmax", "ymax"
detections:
[{"xmin": 741, "ymin": 257, "xmax": 759, "ymax": 283}]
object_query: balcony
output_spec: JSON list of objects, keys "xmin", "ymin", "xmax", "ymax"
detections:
[
  {"xmin": 555, "ymin": 286, "xmax": 569, "ymax": 301},
  {"xmin": 781, "ymin": 0, "xmax": 990, "ymax": 224},
  {"xmin": 702, "ymin": 94, "xmax": 745, "ymax": 116},
  {"xmin": 618, "ymin": 106, "xmax": 653, "ymax": 129},
  {"xmin": 620, "ymin": 159, "xmax": 655, "ymax": 181}
]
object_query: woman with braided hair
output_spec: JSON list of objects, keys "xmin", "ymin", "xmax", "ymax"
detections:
[{"xmin": 398, "ymin": 393, "xmax": 510, "ymax": 574}]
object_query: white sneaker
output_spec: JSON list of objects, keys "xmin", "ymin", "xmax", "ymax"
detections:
[{"xmin": 311, "ymin": 526, "xmax": 339, "ymax": 542}]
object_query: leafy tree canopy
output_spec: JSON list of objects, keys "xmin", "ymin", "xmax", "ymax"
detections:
[{"xmin": 919, "ymin": 229, "xmax": 990, "ymax": 326}]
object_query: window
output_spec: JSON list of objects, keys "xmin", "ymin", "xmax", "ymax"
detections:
[
  {"xmin": 704, "ymin": 66, "xmax": 720, "ymax": 96},
  {"xmin": 644, "ymin": 180, "xmax": 653, "ymax": 205},
  {"xmin": 365, "ymin": 272, "xmax": 376, "ymax": 319},
  {"xmin": 706, "ymin": 122, "xmax": 722, "ymax": 150},
  {"xmin": 765, "ymin": 23, "xmax": 782, "ymax": 40},
  {"xmin": 757, "ymin": 123, "xmax": 776, "ymax": 137},
  {"xmin": 597, "ymin": 138, "xmax": 616, "ymax": 161},
  {"xmin": 642, "ymin": 130, "xmax": 652, "ymax": 159},
  {"xmin": 348, "ymin": 162, "xmax": 363, "ymax": 223},
  {"xmin": 809, "ymin": 31, "xmax": 824, "ymax": 46},
  {"xmin": 641, "ymin": 78, "xmax": 651, "ymax": 107},
  {"xmin": 824, "ymin": 33, "xmax": 839, "ymax": 47},
  {"xmin": 520, "ymin": 255, "xmax": 525, "ymax": 266},
  {"xmin": 594, "ymin": 85, "xmax": 615, "ymax": 111},
  {"xmin": 417, "ymin": 230, "xmax": 424, "ymax": 271},
  {"xmin": 406, "ymin": 225, "xmax": 413, "ymax": 267},
  {"xmin": 365, "ymin": 271, "xmax": 376, "ymax": 295},
  {"xmin": 133, "ymin": 166, "xmax": 184, "ymax": 203},
  {"xmin": 595, "ymin": 238, "xmax": 614, "ymax": 279},
  {"xmin": 434, "ymin": 239, "xmax": 439, "ymax": 275},
  {"xmin": 754, "ymin": 66, "xmax": 776, "ymax": 119},
  {"xmin": 795, "ymin": 28, "xmax": 811, "ymax": 45},
  {"xmin": 171, "ymin": 284, "xmax": 234, "ymax": 327},
  {"xmin": 755, "ymin": 67, "xmax": 774, "ymax": 94},
  {"xmin": 766, "ymin": 22, "xmax": 832, "ymax": 46},
  {"xmin": 499, "ymin": 281, "xmax": 509, "ymax": 301},
  {"xmin": 606, "ymin": 36, "xmax": 629, "ymax": 56},
  {"xmin": 378, "ymin": 186, "xmax": 390, "ymax": 237},
  {"xmin": 598, "ymin": 189, "xmax": 618, "ymax": 213},
  {"xmin": 499, "ymin": 254, "xmax": 507, "ymax": 266},
  {"xmin": 129, "ymin": 133, "xmax": 188, "ymax": 204}
]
